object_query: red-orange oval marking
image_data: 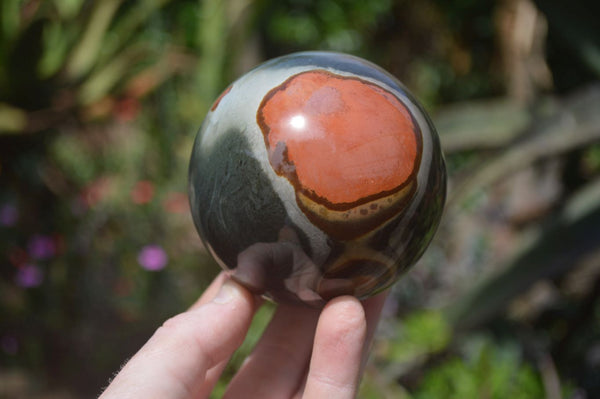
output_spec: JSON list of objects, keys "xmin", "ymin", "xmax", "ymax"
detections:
[{"xmin": 257, "ymin": 70, "xmax": 421, "ymax": 209}]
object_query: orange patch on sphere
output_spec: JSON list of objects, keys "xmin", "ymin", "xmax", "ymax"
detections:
[{"xmin": 258, "ymin": 70, "xmax": 419, "ymax": 206}]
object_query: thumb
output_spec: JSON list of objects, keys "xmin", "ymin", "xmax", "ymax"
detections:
[{"xmin": 100, "ymin": 279, "xmax": 257, "ymax": 399}]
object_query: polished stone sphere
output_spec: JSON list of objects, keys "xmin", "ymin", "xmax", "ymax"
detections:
[{"xmin": 189, "ymin": 52, "xmax": 446, "ymax": 307}]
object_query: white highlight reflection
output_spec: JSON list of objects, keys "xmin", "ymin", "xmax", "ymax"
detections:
[{"xmin": 289, "ymin": 115, "xmax": 306, "ymax": 130}]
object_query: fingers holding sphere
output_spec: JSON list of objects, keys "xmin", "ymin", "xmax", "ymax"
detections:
[{"xmin": 302, "ymin": 296, "xmax": 368, "ymax": 399}]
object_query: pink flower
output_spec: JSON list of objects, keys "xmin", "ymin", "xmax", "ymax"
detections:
[
  {"xmin": 0, "ymin": 204, "xmax": 18, "ymax": 227},
  {"xmin": 15, "ymin": 264, "xmax": 44, "ymax": 288},
  {"xmin": 131, "ymin": 181, "xmax": 155, "ymax": 205},
  {"xmin": 28, "ymin": 235, "xmax": 56, "ymax": 260},
  {"xmin": 81, "ymin": 177, "xmax": 112, "ymax": 208},
  {"xmin": 137, "ymin": 245, "xmax": 168, "ymax": 271}
]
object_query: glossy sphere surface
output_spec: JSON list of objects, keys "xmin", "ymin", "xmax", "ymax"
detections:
[{"xmin": 189, "ymin": 52, "xmax": 446, "ymax": 307}]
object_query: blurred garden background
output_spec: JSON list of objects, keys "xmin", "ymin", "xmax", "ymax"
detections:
[{"xmin": 1, "ymin": 0, "xmax": 599, "ymax": 397}]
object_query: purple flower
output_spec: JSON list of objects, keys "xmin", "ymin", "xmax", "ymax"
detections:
[
  {"xmin": 0, "ymin": 204, "xmax": 18, "ymax": 227},
  {"xmin": 28, "ymin": 235, "xmax": 56, "ymax": 260},
  {"xmin": 137, "ymin": 245, "xmax": 168, "ymax": 271},
  {"xmin": 15, "ymin": 264, "xmax": 44, "ymax": 288}
]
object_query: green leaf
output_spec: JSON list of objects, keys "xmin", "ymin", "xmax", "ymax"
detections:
[
  {"xmin": 413, "ymin": 336, "xmax": 544, "ymax": 399},
  {"xmin": 77, "ymin": 45, "xmax": 152, "ymax": 105},
  {"xmin": 0, "ymin": 103, "xmax": 27, "ymax": 133},
  {"xmin": 96, "ymin": 0, "xmax": 174, "ymax": 67},
  {"xmin": 65, "ymin": 0, "xmax": 124, "ymax": 80},
  {"xmin": 1, "ymin": 0, "xmax": 22, "ymax": 41},
  {"xmin": 53, "ymin": 0, "xmax": 85, "ymax": 19},
  {"xmin": 388, "ymin": 310, "xmax": 451, "ymax": 364},
  {"xmin": 38, "ymin": 21, "xmax": 69, "ymax": 78}
]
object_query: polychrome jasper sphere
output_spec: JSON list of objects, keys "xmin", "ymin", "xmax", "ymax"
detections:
[{"xmin": 189, "ymin": 52, "xmax": 446, "ymax": 307}]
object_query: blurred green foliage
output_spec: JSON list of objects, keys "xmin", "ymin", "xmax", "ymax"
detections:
[
  {"xmin": 413, "ymin": 337, "xmax": 544, "ymax": 399},
  {"xmin": 1, "ymin": 0, "xmax": 600, "ymax": 398},
  {"xmin": 385, "ymin": 311, "xmax": 451, "ymax": 364}
]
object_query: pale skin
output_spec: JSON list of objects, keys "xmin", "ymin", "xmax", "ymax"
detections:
[{"xmin": 99, "ymin": 272, "xmax": 387, "ymax": 399}]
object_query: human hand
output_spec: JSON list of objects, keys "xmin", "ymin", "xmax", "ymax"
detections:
[{"xmin": 99, "ymin": 273, "xmax": 387, "ymax": 399}]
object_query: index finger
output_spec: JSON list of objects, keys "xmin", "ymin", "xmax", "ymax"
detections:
[{"xmin": 302, "ymin": 296, "xmax": 367, "ymax": 399}]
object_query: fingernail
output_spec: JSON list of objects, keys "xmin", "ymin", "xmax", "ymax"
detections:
[{"xmin": 212, "ymin": 280, "xmax": 240, "ymax": 304}]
